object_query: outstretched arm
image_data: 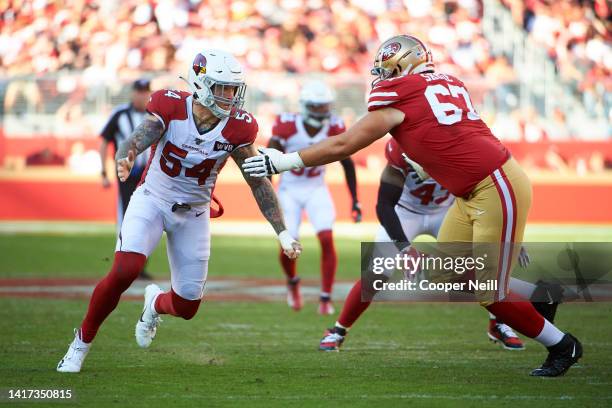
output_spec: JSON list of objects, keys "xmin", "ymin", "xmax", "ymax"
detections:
[
  {"xmin": 115, "ymin": 114, "xmax": 164, "ymax": 182},
  {"xmin": 233, "ymin": 144, "xmax": 286, "ymax": 233},
  {"xmin": 242, "ymin": 108, "xmax": 404, "ymax": 177},
  {"xmin": 298, "ymin": 108, "xmax": 404, "ymax": 166},
  {"xmin": 232, "ymin": 144, "xmax": 301, "ymax": 258}
]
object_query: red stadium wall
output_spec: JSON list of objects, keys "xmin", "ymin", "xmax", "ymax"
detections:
[
  {"xmin": 0, "ymin": 179, "xmax": 610, "ymax": 223},
  {"xmin": 1, "ymin": 134, "xmax": 611, "ymax": 223}
]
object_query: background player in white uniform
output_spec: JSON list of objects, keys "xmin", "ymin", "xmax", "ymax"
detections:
[
  {"xmin": 57, "ymin": 50, "xmax": 301, "ymax": 373},
  {"xmin": 376, "ymin": 138, "xmax": 526, "ymax": 350},
  {"xmin": 267, "ymin": 81, "xmax": 361, "ymax": 315}
]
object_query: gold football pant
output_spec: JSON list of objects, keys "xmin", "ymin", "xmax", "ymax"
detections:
[{"xmin": 436, "ymin": 157, "xmax": 532, "ymax": 304}]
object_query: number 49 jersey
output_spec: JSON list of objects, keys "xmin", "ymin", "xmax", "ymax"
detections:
[
  {"xmin": 271, "ymin": 113, "xmax": 345, "ymax": 189},
  {"xmin": 368, "ymin": 73, "xmax": 510, "ymax": 198},
  {"xmin": 141, "ymin": 89, "xmax": 258, "ymax": 204},
  {"xmin": 385, "ymin": 138, "xmax": 454, "ymax": 214}
]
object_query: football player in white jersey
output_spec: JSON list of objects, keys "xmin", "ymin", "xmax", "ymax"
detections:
[
  {"xmin": 373, "ymin": 138, "xmax": 526, "ymax": 351},
  {"xmin": 267, "ymin": 81, "xmax": 361, "ymax": 315},
  {"xmin": 57, "ymin": 50, "xmax": 301, "ymax": 373}
]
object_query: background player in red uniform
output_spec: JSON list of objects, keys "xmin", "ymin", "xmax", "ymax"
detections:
[
  {"xmin": 57, "ymin": 50, "xmax": 301, "ymax": 373},
  {"xmin": 267, "ymin": 81, "xmax": 361, "ymax": 314},
  {"xmin": 243, "ymin": 35, "xmax": 582, "ymax": 377}
]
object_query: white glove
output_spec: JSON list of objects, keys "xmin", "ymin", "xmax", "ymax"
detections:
[
  {"xmin": 242, "ymin": 148, "xmax": 304, "ymax": 177},
  {"xmin": 401, "ymin": 153, "xmax": 429, "ymax": 183},
  {"xmin": 278, "ymin": 230, "xmax": 302, "ymax": 259},
  {"xmin": 518, "ymin": 246, "xmax": 531, "ymax": 268},
  {"xmin": 116, "ymin": 150, "xmax": 135, "ymax": 182}
]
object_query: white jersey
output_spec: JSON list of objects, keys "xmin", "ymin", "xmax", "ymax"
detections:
[
  {"xmin": 385, "ymin": 138, "xmax": 454, "ymax": 214},
  {"xmin": 142, "ymin": 89, "xmax": 258, "ymax": 204},
  {"xmin": 271, "ymin": 113, "xmax": 346, "ymax": 189}
]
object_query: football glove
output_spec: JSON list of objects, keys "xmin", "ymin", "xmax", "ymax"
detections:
[
  {"xmin": 242, "ymin": 148, "xmax": 304, "ymax": 177},
  {"xmin": 278, "ymin": 230, "xmax": 302, "ymax": 259}
]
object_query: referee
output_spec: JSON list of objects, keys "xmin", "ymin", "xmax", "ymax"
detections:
[{"xmin": 99, "ymin": 78, "xmax": 152, "ymax": 279}]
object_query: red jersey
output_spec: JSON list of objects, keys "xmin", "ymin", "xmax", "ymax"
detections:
[{"xmin": 368, "ymin": 72, "xmax": 510, "ymax": 197}]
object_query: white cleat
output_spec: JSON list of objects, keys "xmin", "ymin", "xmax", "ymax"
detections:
[
  {"xmin": 57, "ymin": 329, "xmax": 90, "ymax": 373},
  {"xmin": 135, "ymin": 284, "xmax": 163, "ymax": 348}
]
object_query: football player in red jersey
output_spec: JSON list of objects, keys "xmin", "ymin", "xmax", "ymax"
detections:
[
  {"xmin": 57, "ymin": 50, "xmax": 301, "ymax": 373},
  {"xmin": 268, "ymin": 81, "xmax": 361, "ymax": 314},
  {"xmin": 243, "ymin": 35, "xmax": 581, "ymax": 377},
  {"xmin": 377, "ymin": 138, "xmax": 543, "ymax": 351}
]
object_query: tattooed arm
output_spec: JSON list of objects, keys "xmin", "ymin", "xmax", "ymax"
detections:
[
  {"xmin": 232, "ymin": 144, "xmax": 301, "ymax": 258},
  {"xmin": 115, "ymin": 113, "xmax": 165, "ymax": 182},
  {"xmin": 232, "ymin": 144, "xmax": 286, "ymax": 234}
]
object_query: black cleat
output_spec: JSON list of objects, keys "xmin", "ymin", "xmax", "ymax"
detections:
[{"xmin": 530, "ymin": 333, "xmax": 582, "ymax": 377}]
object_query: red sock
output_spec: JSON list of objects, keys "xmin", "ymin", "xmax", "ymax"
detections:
[
  {"xmin": 80, "ymin": 251, "xmax": 145, "ymax": 343},
  {"xmin": 279, "ymin": 247, "xmax": 297, "ymax": 279},
  {"xmin": 337, "ymin": 280, "xmax": 371, "ymax": 328},
  {"xmin": 154, "ymin": 289, "xmax": 201, "ymax": 320},
  {"xmin": 485, "ymin": 291, "xmax": 545, "ymax": 338},
  {"xmin": 318, "ymin": 230, "xmax": 337, "ymax": 296}
]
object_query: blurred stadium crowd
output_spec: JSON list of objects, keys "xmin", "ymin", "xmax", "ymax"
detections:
[
  {"xmin": 502, "ymin": 0, "xmax": 610, "ymax": 126},
  {"xmin": 0, "ymin": 0, "xmax": 610, "ymax": 173}
]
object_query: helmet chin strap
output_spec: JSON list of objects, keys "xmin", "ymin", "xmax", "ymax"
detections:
[
  {"xmin": 179, "ymin": 75, "xmax": 205, "ymax": 105},
  {"xmin": 179, "ymin": 75, "xmax": 227, "ymax": 118}
]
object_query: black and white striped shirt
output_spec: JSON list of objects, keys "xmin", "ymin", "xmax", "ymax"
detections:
[{"xmin": 100, "ymin": 103, "xmax": 150, "ymax": 173}]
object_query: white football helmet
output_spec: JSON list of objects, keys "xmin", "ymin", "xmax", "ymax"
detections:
[
  {"xmin": 299, "ymin": 80, "xmax": 334, "ymax": 128},
  {"xmin": 181, "ymin": 50, "xmax": 246, "ymax": 119}
]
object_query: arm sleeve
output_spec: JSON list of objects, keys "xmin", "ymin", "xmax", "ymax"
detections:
[
  {"xmin": 376, "ymin": 182, "xmax": 409, "ymax": 243},
  {"xmin": 340, "ymin": 157, "xmax": 358, "ymax": 202}
]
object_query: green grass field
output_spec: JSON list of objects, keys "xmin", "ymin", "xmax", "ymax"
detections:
[{"xmin": 1, "ymin": 225, "xmax": 611, "ymax": 407}]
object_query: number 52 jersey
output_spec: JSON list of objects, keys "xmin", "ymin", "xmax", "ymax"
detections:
[
  {"xmin": 141, "ymin": 89, "xmax": 258, "ymax": 204},
  {"xmin": 270, "ymin": 112, "xmax": 346, "ymax": 190}
]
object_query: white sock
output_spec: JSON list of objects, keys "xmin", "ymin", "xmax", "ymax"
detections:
[
  {"xmin": 534, "ymin": 319, "xmax": 565, "ymax": 347},
  {"xmin": 509, "ymin": 278, "xmax": 537, "ymax": 299},
  {"xmin": 75, "ymin": 329, "xmax": 90, "ymax": 347}
]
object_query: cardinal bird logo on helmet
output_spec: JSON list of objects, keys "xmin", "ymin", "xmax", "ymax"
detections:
[
  {"xmin": 192, "ymin": 53, "xmax": 207, "ymax": 75},
  {"xmin": 380, "ymin": 42, "xmax": 402, "ymax": 62}
]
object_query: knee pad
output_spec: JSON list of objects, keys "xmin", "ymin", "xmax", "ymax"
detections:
[{"xmin": 170, "ymin": 289, "xmax": 201, "ymax": 320}]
